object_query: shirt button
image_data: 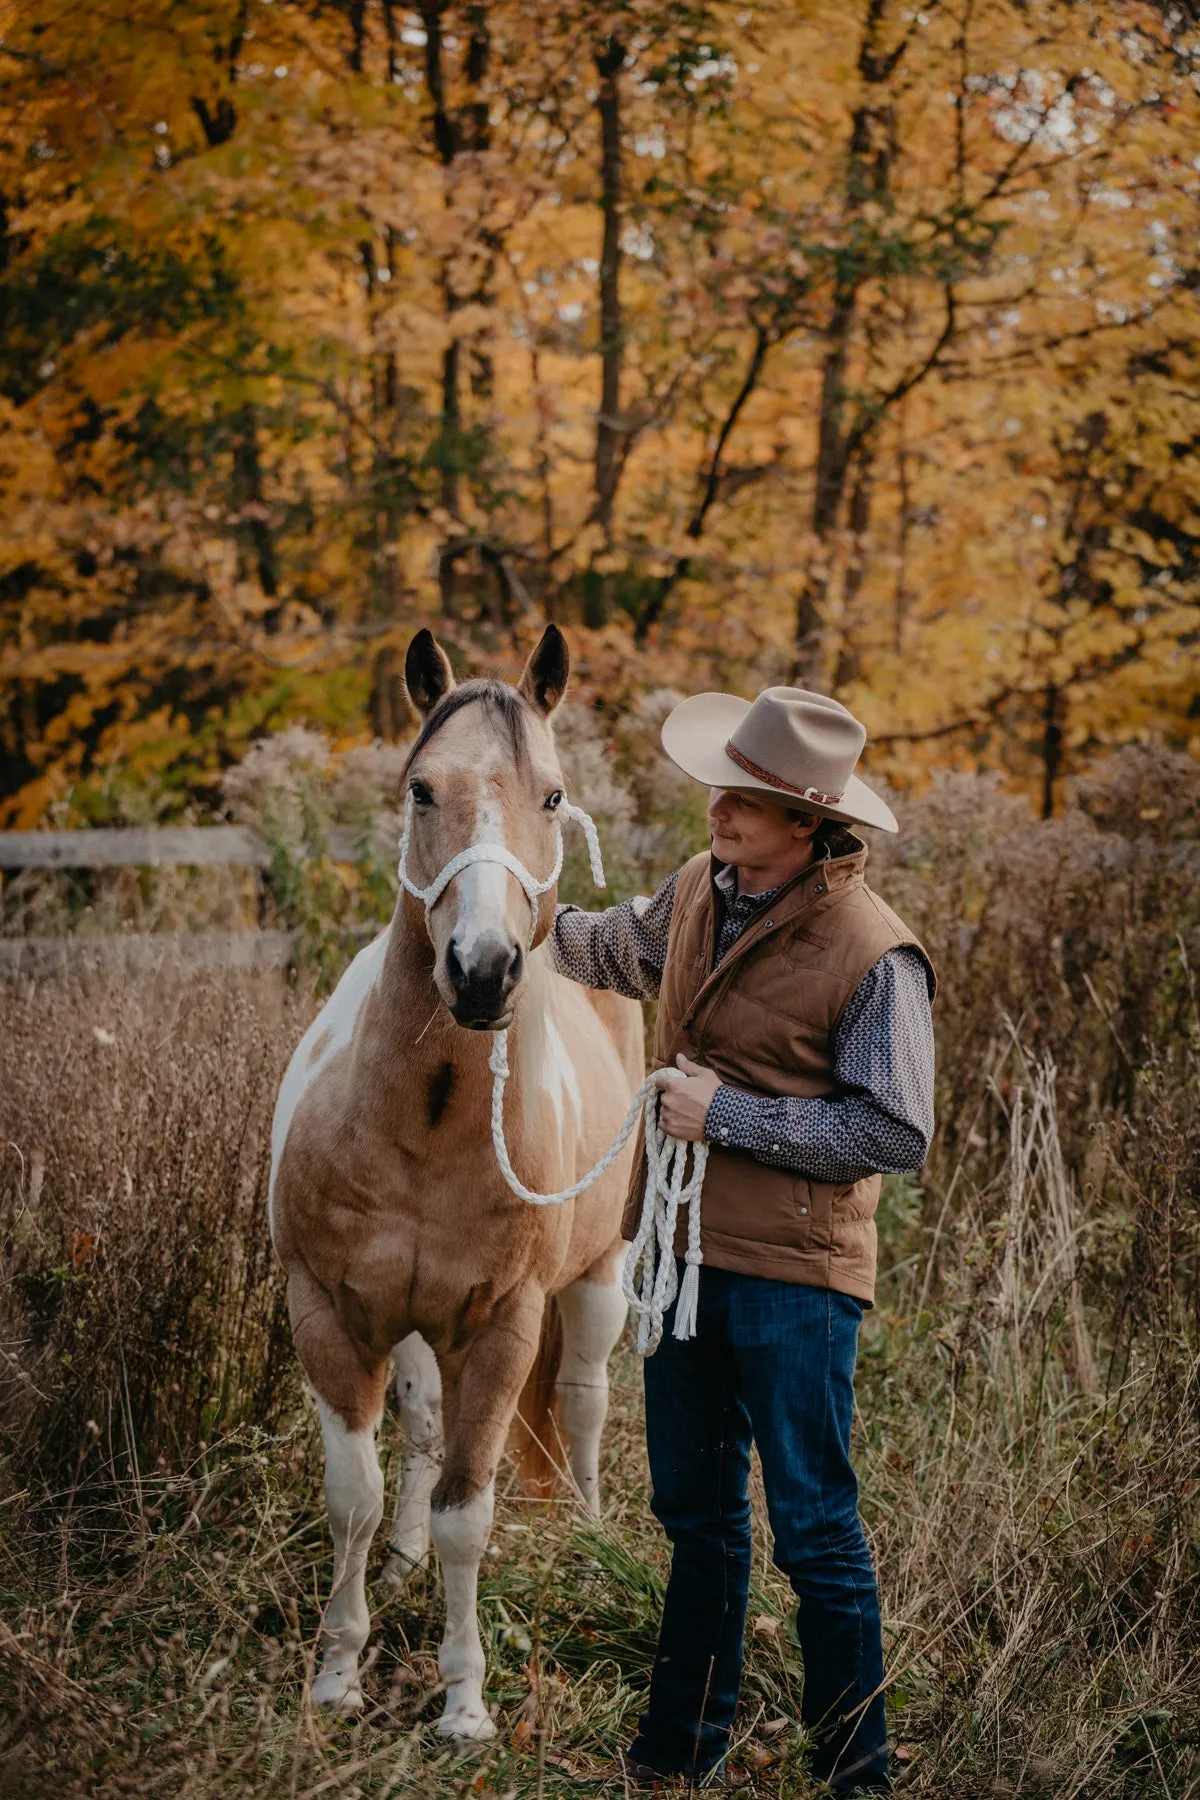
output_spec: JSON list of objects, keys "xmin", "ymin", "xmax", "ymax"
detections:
[
  {"xmin": 764, "ymin": 919, "xmax": 773, "ymax": 928},
  {"xmin": 814, "ymin": 884, "xmax": 824, "ymax": 895},
  {"xmin": 771, "ymin": 1143, "xmax": 780, "ymax": 1151},
  {"xmin": 800, "ymin": 1206, "xmax": 808, "ymax": 1216}
]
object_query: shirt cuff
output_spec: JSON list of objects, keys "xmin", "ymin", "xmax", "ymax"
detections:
[{"xmin": 704, "ymin": 1083, "xmax": 745, "ymax": 1149}]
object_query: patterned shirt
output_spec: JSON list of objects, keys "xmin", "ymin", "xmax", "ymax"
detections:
[{"xmin": 550, "ymin": 852, "xmax": 935, "ymax": 1184}]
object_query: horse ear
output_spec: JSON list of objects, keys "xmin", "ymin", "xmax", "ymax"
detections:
[
  {"xmin": 518, "ymin": 624, "xmax": 570, "ymax": 717},
  {"xmin": 404, "ymin": 629, "xmax": 455, "ymax": 717}
]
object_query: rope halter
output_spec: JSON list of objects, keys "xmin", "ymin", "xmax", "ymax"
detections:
[
  {"xmin": 397, "ymin": 793, "xmax": 605, "ymax": 940},
  {"xmin": 396, "ymin": 793, "xmax": 706, "ymax": 1354}
]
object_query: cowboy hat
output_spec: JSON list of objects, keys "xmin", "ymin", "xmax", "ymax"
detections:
[{"xmin": 661, "ymin": 685, "xmax": 898, "ymax": 834}]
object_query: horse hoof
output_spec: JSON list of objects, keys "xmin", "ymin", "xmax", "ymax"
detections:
[
  {"xmin": 313, "ymin": 1669, "xmax": 365, "ymax": 1713},
  {"xmin": 437, "ymin": 1707, "xmax": 497, "ymax": 1743},
  {"xmin": 382, "ymin": 1549, "xmax": 428, "ymax": 1588}
]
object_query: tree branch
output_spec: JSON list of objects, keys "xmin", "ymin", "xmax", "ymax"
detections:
[{"xmin": 633, "ymin": 324, "xmax": 773, "ymax": 642}]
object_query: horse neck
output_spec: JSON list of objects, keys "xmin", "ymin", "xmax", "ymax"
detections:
[
  {"xmin": 370, "ymin": 898, "xmax": 496, "ymax": 1117},
  {"xmin": 368, "ymin": 897, "xmax": 556, "ymax": 1161}
]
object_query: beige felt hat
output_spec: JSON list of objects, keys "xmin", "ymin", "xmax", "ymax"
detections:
[{"xmin": 661, "ymin": 686, "xmax": 898, "ymax": 834}]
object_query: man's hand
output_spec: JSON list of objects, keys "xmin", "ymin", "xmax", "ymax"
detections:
[{"xmin": 658, "ymin": 1054, "xmax": 721, "ymax": 1142}]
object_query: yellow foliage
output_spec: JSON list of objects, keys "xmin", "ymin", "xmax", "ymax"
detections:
[{"xmin": 0, "ymin": 0, "xmax": 1197, "ymax": 824}]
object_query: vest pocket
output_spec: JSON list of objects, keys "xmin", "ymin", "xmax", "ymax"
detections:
[
  {"xmin": 789, "ymin": 1176, "xmax": 818, "ymax": 1247},
  {"xmin": 802, "ymin": 1179, "xmax": 846, "ymax": 1251}
]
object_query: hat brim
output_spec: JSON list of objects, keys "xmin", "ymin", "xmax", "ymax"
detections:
[{"xmin": 661, "ymin": 692, "xmax": 899, "ymax": 834}]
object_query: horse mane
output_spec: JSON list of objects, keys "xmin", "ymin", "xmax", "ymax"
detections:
[{"xmin": 403, "ymin": 679, "xmax": 533, "ymax": 777}]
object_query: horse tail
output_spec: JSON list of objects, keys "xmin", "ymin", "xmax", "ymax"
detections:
[{"xmin": 512, "ymin": 1294, "xmax": 563, "ymax": 1497}]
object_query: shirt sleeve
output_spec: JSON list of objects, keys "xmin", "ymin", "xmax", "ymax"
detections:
[
  {"xmin": 702, "ymin": 945, "xmax": 935, "ymax": 1182},
  {"xmin": 548, "ymin": 870, "xmax": 678, "ymax": 1001}
]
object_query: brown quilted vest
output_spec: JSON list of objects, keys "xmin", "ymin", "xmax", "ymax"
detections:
[{"xmin": 621, "ymin": 835, "xmax": 936, "ymax": 1306}]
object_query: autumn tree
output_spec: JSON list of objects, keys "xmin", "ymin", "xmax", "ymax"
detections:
[{"xmin": 0, "ymin": 0, "xmax": 1196, "ymax": 824}]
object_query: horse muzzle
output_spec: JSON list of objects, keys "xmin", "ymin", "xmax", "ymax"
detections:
[{"xmin": 445, "ymin": 931, "xmax": 524, "ymax": 1030}]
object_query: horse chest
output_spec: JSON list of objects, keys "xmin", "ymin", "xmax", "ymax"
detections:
[{"xmin": 279, "ymin": 1103, "xmax": 568, "ymax": 1338}]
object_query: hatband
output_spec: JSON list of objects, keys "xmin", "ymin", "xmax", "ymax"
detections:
[{"xmin": 724, "ymin": 740, "xmax": 844, "ymax": 807}]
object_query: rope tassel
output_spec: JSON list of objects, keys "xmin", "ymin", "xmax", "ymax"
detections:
[{"xmin": 620, "ymin": 1071, "xmax": 708, "ymax": 1353}]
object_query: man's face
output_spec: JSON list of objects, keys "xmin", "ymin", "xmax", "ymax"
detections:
[{"xmin": 707, "ymin": 787, "xmax": 817, "ymax": 866}]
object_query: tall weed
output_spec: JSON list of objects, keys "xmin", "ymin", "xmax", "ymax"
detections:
[{"xmin": 1, "ymin": 748, "xmax": 1197, "ymax": 1796}]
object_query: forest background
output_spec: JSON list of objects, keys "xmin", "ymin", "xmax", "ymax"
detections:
[
  {"xmin": 1, "ymin": 0, "xmax": 1198, "ymax": 829},
  {"xmin": 3, "ymin": 8, "xmax": 1200, "ymax": 1797}
]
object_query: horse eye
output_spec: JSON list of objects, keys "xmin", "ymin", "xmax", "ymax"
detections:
[
  {"xmin": 410, "ymin": 779, "xmax": 434, "ymax": 807},
  {"xmin": 544, "ymin": 789, "xmax": 564, "ymax": 812}
]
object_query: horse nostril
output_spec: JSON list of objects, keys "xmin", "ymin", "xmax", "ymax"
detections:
[
  {"xmin": 502, "ymin": 944, "xmax": 524, "ymax": 996},
  {"xmin": 446, "ymin": 938, "xmax": 466, "ymax": 994}
]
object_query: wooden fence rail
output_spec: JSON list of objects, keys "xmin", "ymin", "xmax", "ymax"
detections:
[
  {"xmin": 0, "ymin": 825, "xmax": 363, "ymax": 870},
  {"xmin": 0, "ymin": 933, "xmax": 297, "ymax": 976},
  {"xmin": 0, "ymin": 825, "xmax": 381, "ymax": 974}
]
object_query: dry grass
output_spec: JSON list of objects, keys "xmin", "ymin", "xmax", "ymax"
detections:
[{"xmin": 2, "ymin": 756, "xmax": 1198, "ymax": 1799}]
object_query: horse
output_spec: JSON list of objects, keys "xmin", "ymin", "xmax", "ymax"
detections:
[{"xmin": 268, "ymin": 624, "xmax": 642, "ymax": 1739}]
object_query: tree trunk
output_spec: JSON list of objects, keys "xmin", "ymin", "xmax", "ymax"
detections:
[
  {"xmin": 1041, "ymin": 681, "xmax": 1063, "ymax": 819},
  {"xmin": 833, "ymin": 447, "xmax": 875, "ymax": 691},
  {"xmin": 231, "ymin": 404, "xmax": 277, "ymax": 602},
  {"xmin": 594, "ymin": 36, "xmax": 624, "ymax": 541},
  {"xmin": 382, "ymin": 0, "xmax": 397, "ymax": 83},
  {"xmin": 792, "ymin": 17, "xmax": 898, "ymax": 684},
  {"xmin": 793, "ymin": 277, "xmax": 857, "ymax": 684},
  {"xmin": 347, "ymin": 0, "xmax": 368, "ymax": 73},
  {"xmin": 420, "ymin": 1, "xmax": 494, "ymax": 617},
  {"xmin": 893, "ymin": 400, "xmax": 912, "ymax": 652},
  {"xmin": 371, "ymin": 646, "xmax": 408, "ymax": 740}
]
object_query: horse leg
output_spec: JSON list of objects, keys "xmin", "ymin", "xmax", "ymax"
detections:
[
  {"xmin": 289, "ymin": 1270, "xmax": 388, "ymax": 1712},
  {"xmin": 555, "ymin": 1267, "xmax": 627, "ymax": 1516},
  {"xmin": 313, "ymin": 1395, "xmax": 386, "ymax": 1710},
  {"xmin": 385, "ymin": 1331, "xmax": 442, "ymax": 1586},
  {"xmin": 431, "ymin": 1289, "xmax": 544, "ymax": 1741}
]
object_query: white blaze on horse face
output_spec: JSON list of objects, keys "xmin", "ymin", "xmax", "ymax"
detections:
[
  {"xmin": 430, "ymin": 1480, "xmax": 497, "ymax": 1740},
  {"xmin": 449, "ymin": 788, "xmax": 513, "ymax": 961},
  {"xmin": 313, "ymin": 1397, "xmax": 385, "ymax": 1713},
  {"xmin": 268, "ymin": 926, "xmax": 391, "ymax": 1232}
]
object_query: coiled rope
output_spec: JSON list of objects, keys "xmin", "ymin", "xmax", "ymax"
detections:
[{"xmin": 396, "ymin": 798, "xmax": 707, "ymax": 1352}]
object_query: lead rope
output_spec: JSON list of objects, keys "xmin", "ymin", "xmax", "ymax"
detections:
[{"xmin": 396, "ymin": 797, "xmax": 706, "ymax": 1353}]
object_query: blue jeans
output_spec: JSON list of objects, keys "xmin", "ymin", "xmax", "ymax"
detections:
[{"xmin": 628, "ymin": 1267, "xmax": 890, "ymax": 1793}]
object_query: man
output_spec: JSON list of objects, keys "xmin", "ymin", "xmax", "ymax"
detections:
[{"xmin": 550, "ymin": 685, "xmax": 936, "ymax": 1794}]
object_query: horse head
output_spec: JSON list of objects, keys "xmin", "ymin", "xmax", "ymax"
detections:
[{"xmin": 401, "ymin": 625, "xmax": 571, "ymax": 1030}]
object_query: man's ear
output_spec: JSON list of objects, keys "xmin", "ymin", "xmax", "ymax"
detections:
[
  {"xmin": 404, "ymin": 629, "xmax": 455, "ymax": 717},
  {"xmin": 517, "ymin": 623, "xmax": 570, "ymax": 717},
  {"xmin": 789, "ymin": 808, "xmax": 821, "ymax": 840}
]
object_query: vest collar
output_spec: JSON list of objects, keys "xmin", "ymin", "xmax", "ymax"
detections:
[
  {"xmin": 696, "ymin": 831, "xmax": 869, "ymax": 989},
  {"xmin": 710, "ymin": 828, "xmax": 867, "ymax": 922}
]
